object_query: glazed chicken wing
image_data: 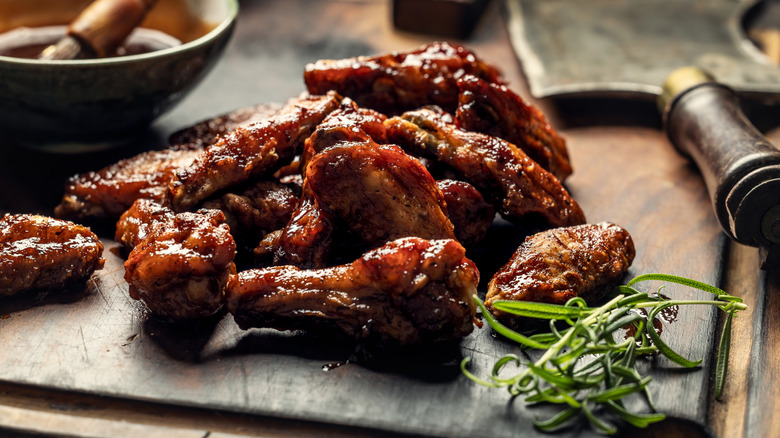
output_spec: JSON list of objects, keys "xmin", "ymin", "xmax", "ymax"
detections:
[
  {"xmin": 485, "ymin": 222, "xmax": 635, "ymax": 330},
  {"xmin": 168, "ymin": 92, "xmax": 342, "ymax": 212},
  {"xmin": 385, "ymin": 107, "xmax": 586, "ymax": 228},
  {"xmin": 227, "ymin": 237, "xmax": 478, "ymax": 348},
  {"xmin": 0, "ymin": 214, "xmax": 104, "ymax": 296},
  {"xmin": 304, "ymin": 42, "xmax": 503, "ymax": 114},
  {"xmin": 55, "ymin": 105, "xmax": 283, "ymax": 222},
  {"xmin": 168, "ymin": 103, "xmax": 282, "ymax": 149},
  {"xmin": 456, "ymin": 75, "xmax": 572, "ymax": 182},
  {"xmin": 117, "ymin": 200, "xmax": 236, "ymax": 320},
  {"xmin": 55, "ymin": 147, "xmax": 202, "ymax": 222},
  {"xmin": 276, "ymin": 137, "xmax": 455, "ymax": 267}
]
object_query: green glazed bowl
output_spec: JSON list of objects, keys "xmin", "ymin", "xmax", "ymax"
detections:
[{"xmin": 0, "ymin": 0, "xmax": 238, "ymax": 152}]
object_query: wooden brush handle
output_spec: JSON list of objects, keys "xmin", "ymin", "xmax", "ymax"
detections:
[
  {"xmin": 69, "ymin": 0, "xmax": 158, "ymax": 57},
  {"xmin": 662, "ymin": 67, "xmax": 780, "ymax": 268}
]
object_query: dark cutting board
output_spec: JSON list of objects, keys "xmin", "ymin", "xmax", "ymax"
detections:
[{"xmin": 0, "ymin": 1, "xmax": 728, "ymax": 436}]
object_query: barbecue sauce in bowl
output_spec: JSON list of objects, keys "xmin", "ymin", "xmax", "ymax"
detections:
[
  {"xmin": 0, "ymin": 0, "xmax": 218, "ymax": 60},
  {"xmin": 0, "ymin": 25, "xmax": 181, "ymax": 59}
]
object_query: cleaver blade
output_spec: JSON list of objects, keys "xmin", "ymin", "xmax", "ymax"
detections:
[
  {"xmin": 506, "ymin": 0, "xmax": 780, "ymax": 102},
  {"xmin": 506, "ymin": 0, "xmax": 780, "ymax": 269}
]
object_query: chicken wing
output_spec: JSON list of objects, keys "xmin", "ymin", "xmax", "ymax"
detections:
[
  {"xmin": 304, "ymin": 42, "xmax": 503, "ymax": 114},
  {"xmin": 168, "ymin": 103, "xmax": 282, "ymax": 150},
  {"xmin": 118, "ymin": 200, "xmax": 236, "ymax": 320},
  {"xmin": 485, "ymin": 222, "xmax": 635, "ymax": 330},
  {"xmin": 1, "ymin": 214, "xmax": 104, "ymax": 296},
  {"xmin": 275, "ymin": 139, "xmax": 455, "ymax": 267},
  {"xmin": 227, "ymin": 237, "xmax": 478, "ymax": 348},
  {"xmin": 168, "ymin": 92, "xmax": 342, "ymax": 212},
  {"xmin": 456, "ymin": 75, "xmax": 572, "ymax": 182},
  {"xmin": 56, "ymin": 104, "xmax": 286, "ymax": 222},
  {"xmin": 55, "ymin": 146, "xmax": 202, "ymax": 222},
  {"xmin": 385, "ymin": 107, "xmax": 586, "ymax": 228}
]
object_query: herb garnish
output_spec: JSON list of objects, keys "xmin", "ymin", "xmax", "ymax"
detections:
[{"xmin": 461, "ymin": 273, "xmax": 747, "ymax": 434}]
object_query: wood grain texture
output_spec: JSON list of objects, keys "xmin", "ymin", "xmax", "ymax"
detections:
[{"xmin": 0, "ymin": 0, "xmax": 757, "ymax": 437}]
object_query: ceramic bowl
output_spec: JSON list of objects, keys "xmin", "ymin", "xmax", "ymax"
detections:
[{"xmin": 0, "ymin": 0, "xmax": 238, "ymax": 152}]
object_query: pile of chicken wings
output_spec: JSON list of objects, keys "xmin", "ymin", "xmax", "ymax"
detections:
[{"xmin": 3, "ymin": 43, "xmax": 636, "ymax": 351}]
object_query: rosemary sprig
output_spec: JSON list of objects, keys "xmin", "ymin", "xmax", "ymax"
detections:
[{"xmin": 461, "ymin": 273, "xmax": 747, "ymax": 434}]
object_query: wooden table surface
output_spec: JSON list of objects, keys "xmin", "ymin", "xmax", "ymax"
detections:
[{"xmin": 1, "ymin": 1, "xmax": 779, "ymax": 437}]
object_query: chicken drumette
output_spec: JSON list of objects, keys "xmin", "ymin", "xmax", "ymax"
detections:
[
  {"xmin": 116, "ymin": 199, "xmax": 236, "ymax": 320},
  {"xmin": 228, "ymin": 237, "xmax": 478, "ymax": 348},
  {"xmin": 485, "ymin": 222, "xmax": 635, "ymax": 330},
  {"xmin": 0, "ymin": 214, "xmax": 104, "ymax": 295}
]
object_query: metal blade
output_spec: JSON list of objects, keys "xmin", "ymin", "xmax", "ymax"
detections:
[{"xmin": 506, "ymin": 0, "xmax": 780, "ymax": 101}]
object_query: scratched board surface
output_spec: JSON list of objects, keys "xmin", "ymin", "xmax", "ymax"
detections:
[{"xmin": 0, "ymin": 1, "xmax": 726, "ymax": 437}]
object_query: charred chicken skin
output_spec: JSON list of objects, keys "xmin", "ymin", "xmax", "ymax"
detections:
[
  {"xmin": 456, "ymin": 75, "xmax": 572, "ymax": 182},
  {"xmin": 304, "ymin": 42, "xmax": 503, "ymax": 115},
  {"xmin": 168, "ymin": 92, "xmax": 342, "ymax": 212},
  {"xmin": 385, "ymin": 107, "xmax": 586, "ymax": 228},
  {"xmin": 0, "ymin": 214, "xmax": 104, "ymax": 296},
  {"xmin": 227, "ymin": 237, "xmax": 478, "ymax": 348},
  {"xmin": 485, "ymin": 222, "xmax": 635, "ymax": 330},
  {"xmin": 276, "ymin": 137, "xmax": 456, "ymax": 267},
  {"xmin": 118, "ymin": 200, "xmax": 237, "ymax": 320}
]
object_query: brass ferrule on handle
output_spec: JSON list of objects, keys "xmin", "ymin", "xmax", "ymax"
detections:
[{"xmin": 661, "ymin": 66, "xmax": 780, "ymax": 269}]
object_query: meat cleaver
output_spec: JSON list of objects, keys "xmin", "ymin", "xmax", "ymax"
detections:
[{"xmin": 507, "ymin": 0, "xmax": 780, "ymax": 269}]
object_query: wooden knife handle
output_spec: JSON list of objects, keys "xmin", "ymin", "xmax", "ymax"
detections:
[
  {"xmin": 69, "ymin": 0, "xmax": 158, "ymax": 58},
  {"xmin": 662, "ymin": 67, "xmax": 780, "ymax": 268}
]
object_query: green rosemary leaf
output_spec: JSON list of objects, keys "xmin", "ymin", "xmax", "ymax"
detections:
[
  {"xmin": 714, "ymin": 309, "xmax": 734, "ymax": 400},
  {"xmin": 460, "ymin": 357, "xmax": 502, "ymax": 388},
  {"xmin": 603, "ymin": 312, "xmax": 644, "ymax": 337},
  {"xmin": 474, "ymin": 296, "xmax": 550, "ymax": 349},
  {"xmin": 582, "ymin": 401, "xmax": 618, "ymax": 435},
  {"xmin": 614, "ymin": 289, "xmax": 651, "ymax": 306},
  {"xmin": 588, "ymin": 377, "xmax": 651, "ymax": 403},
  {"xmin": 605, "ymin": 401, "xmax": 666, "ymax": 428},
  {"xmin": 645, "ymin": 305, "xmax": 702, "ymax": 368},
  {"xmin": 527, "ymin": 362, "xmax": 578, "ymax": 390},
  {"xmin": 533, "ymin": 406, "xmax": 581, "ymax": 432},
  {"xmin": 526, "ymin": 386, "xmax": 582, "ymax": 407},
  {"xmin": 627, "ymin": 273, "xmax": 727, "ymax": 297},
  {"xmin": 491, "ymin": 299, "xmax": 592, "ymax": 320}
]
